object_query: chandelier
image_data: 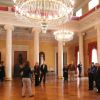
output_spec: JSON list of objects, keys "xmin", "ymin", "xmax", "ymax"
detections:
[
  {"xmin": 53, "ymin": 30, "xmax": 74, "ymax": 42},
  {"xmin": 13, "ymin": 0, "xmax": 74, "ymax": 33}
]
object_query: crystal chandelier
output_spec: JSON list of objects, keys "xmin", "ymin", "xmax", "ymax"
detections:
[
  {"xmin": 13, "ymin": 0, "xmax": 74, "ymax": 33},
  {"xmin": 53, "ymin": 30, "xmax": 74, "ymax": 42}
]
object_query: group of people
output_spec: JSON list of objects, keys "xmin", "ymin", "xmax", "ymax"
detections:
[
  {"xmin": 0, "ymin": 61, "xmax": 5, "ymax": 82},
  {"xmin": 63, "ymin": 63, "xmax": 81, "ymax": 82},
  {"xmin": 1, "ymin": 59, "xmax": 100, "ymax": 97},
  {"xmin": 63, "ymin": 62, "xmax": 82, "ymax": 82},
  {"xmin": 34, "ymin": 62, "xmax": 48, "ymax": 86},
  {"xmin": 20, "ymin": 61, "xmax": 48, "ymax": 97},
  {"xmin": 88, "ymin": 62, "xmax": 100, "ymax": 93}
]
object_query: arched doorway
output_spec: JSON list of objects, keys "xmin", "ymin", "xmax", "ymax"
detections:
[
  {"xmin": 39, "ymin": 52, "xmax": 45, "ymax": 66},
  {"xmin": 14, "ymin": 51, "xmax": 27, "ymax": 77}
]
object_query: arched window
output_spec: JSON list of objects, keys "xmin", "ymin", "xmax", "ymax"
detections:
[
  {"xmin": 76, "ymin": 8, "xmax": 82, "ymax": 17},
  {"xmin": 92, "ymin": 49, "xmax": 98, "ymax": 63},
  {"xmin": 77, "ymin": 51, "xmax": 79, "ymax": 65},
  {"xmin": 88, "ymin": 0, "xmax": 99, "ymax": 10},
  {"xmin": 39, "ymin": 52, "xmax": 45, "ymax": 65}
]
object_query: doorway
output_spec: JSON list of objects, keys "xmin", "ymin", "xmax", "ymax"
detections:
[{"xmin": 14, "ymin": 51, "xmax": 27, "ymax": 77}]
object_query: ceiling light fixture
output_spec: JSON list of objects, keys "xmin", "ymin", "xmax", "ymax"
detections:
[{"xmin": 13, "ymin": 0, "xmax": 74, "ymax": 33}]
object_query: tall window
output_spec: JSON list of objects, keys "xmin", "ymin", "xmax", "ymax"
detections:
[
  {"xmin": 77, "ymin": 51, "xmax": 79, "ymax": 65},
  {"xmin": 92, "ymin": 49, "xmax": 98, "ymax": 63},
  {"xmin": 76, "ymin": 9, "xmax": 82, "ymax": 17},
  {"xmin": 88, "ymin": 0, "xmax": 99, "ymax": 10}
]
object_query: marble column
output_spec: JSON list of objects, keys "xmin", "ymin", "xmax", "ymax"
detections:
[
  {"xmin": 32, "ymin": 28, "xmax": 41, "ymax": 65},
  {"xmin": 95, "ymin": 24, "xmax": 100, "ymax": 63},
  {"xmin": 58, "ymin": 41, "xmax": 63, "ymax": 78},
  {"xmin": 79, "ymin": 33, "xmax": 84, "ymax": 76},
  {"xmin": 4, "ymin": 25, "xmax": 14, "ymax": 80}
]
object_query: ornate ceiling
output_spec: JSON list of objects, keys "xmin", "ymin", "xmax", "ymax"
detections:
[
  {"xmin": 0, "ymin": 0, "xmax": 98, "ymax": 42},
  {"xmin": 0, "ymin": 0, "xmax": 90, "ymax": 10}
]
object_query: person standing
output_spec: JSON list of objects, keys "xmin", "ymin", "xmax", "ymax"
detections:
[
  {"xmin": 77, "ymin": 62, "xmax": 82, "ymax": 77},
  {"xmin": 95, "ymin": 64, "xmax": 100, "ymax": 93},
  {"xmin": 34, "ymin": 62, "xmax": 40, "ymax": 86},
  {"xmin": 63, "ymin": 65, "xmax": 68, "ymax": 81},
  {"xmin": 40, "ymin": 61, "xmax": 48, "ymax": 84},
  {"xmin": 88, "ymin": 62, "xmax": 97, "ymax": 90},
  {"xmin": 0, "ymin": 61, "xmax": 5, "ymax": 82},
  {"xmin": 0, "ymin": 62, "xmax": 2, "ymax": 82},
  {"xmin": 20, "ymin": 61, "xmax": 34, "ymax": 97}
]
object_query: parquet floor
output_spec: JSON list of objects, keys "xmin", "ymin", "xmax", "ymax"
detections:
[{"xmin": 0, "ymin": 77, "xmax": 100, "ymax": 100}]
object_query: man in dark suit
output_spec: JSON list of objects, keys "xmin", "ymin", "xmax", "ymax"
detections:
[
  {"xmin": 88, "ymin": 62, "xmax": 97, "ymax": 90},
  {"xmin": 0, "ymin": 61, "xmax": 5, "ymax": 82},
  {"xmin": 63, "ymin": 65, "xmax": 68, "ymax": 81},
  {"xmin": 77, "ymin": 62, "xmax": 82, "ymax": 77},
  {"xmin": 40, "ymin": 61, "xmax": 48, "ymax": 84},
  {"xmin": 34, "ymin": 62, "xmax": 40, "ymax": 86},
  {"xmin": 95, "ymin": 64, "xmax": 100, "ymax": 93}
]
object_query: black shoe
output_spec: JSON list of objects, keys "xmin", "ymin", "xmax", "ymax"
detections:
[
  {"xmin": 89, "ymin": 89, "xmax": 93, "ymax": 90},
  {"xmin": 97, "ymin": 91, "xmax": 100, "ymax": 93},
  {"xmin": 22, "ymin": 96, "xmax": 25, "ymax": 98},
  {"xmin": 29, "ymin": 95, "xmax": 34, "ymax": 97}
]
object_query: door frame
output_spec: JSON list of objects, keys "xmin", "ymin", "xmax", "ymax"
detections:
[{"xmin": 12, "ymin": 45, "xmax": 29, "ymax": 75}]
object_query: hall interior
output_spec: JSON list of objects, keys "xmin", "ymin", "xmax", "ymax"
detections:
[
  {"xmin": 0, "ymin": 0, "xmax": 100, "ymax": 99},
  {"xmin": 0, "ymin": 0, "xmax": 100, "ymax": 77}
]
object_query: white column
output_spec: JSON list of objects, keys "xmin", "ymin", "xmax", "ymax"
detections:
[
  {"xmin": 32, "ymin": 28, "xmax": 41, "ymax": 64},
  {"xmin": 4, "ymin": 25, "xmax": 14, "ymax": 80},
  {"xmin": 95, "ymin": 24, "xmax": 100, "ymax": 63},
  {"xmin": 79, "ymin": 33, "xmax": 84, "ymax": 76},
  {"xmin": 58, "ymin": 41, "xmax": 63, "ymax": 78}
]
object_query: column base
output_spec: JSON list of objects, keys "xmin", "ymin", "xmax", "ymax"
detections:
[
  {"xmin": 57, "ymin": 76, "xmax": 63, "ymax": 79},
  {"xmin": 5, "ymin": 77, "xmax": 12, "ymax": 81}
]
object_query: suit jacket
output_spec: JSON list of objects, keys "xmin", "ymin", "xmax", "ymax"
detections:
[
  {"xmin": 34, "ymin": 65, "xmax": 40, "ymax": 76},
  {"xmin": 40, "ymin": 64, "xmax": 48, "ymax": 74},
  {"xmin": 96, "ymin": 67, "xmax": 100, "ymax": 83}
]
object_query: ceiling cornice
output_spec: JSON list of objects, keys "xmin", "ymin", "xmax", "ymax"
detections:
[{"xmin": 0, "ymin": 0, "xmax": 14, "ymax": 6}]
